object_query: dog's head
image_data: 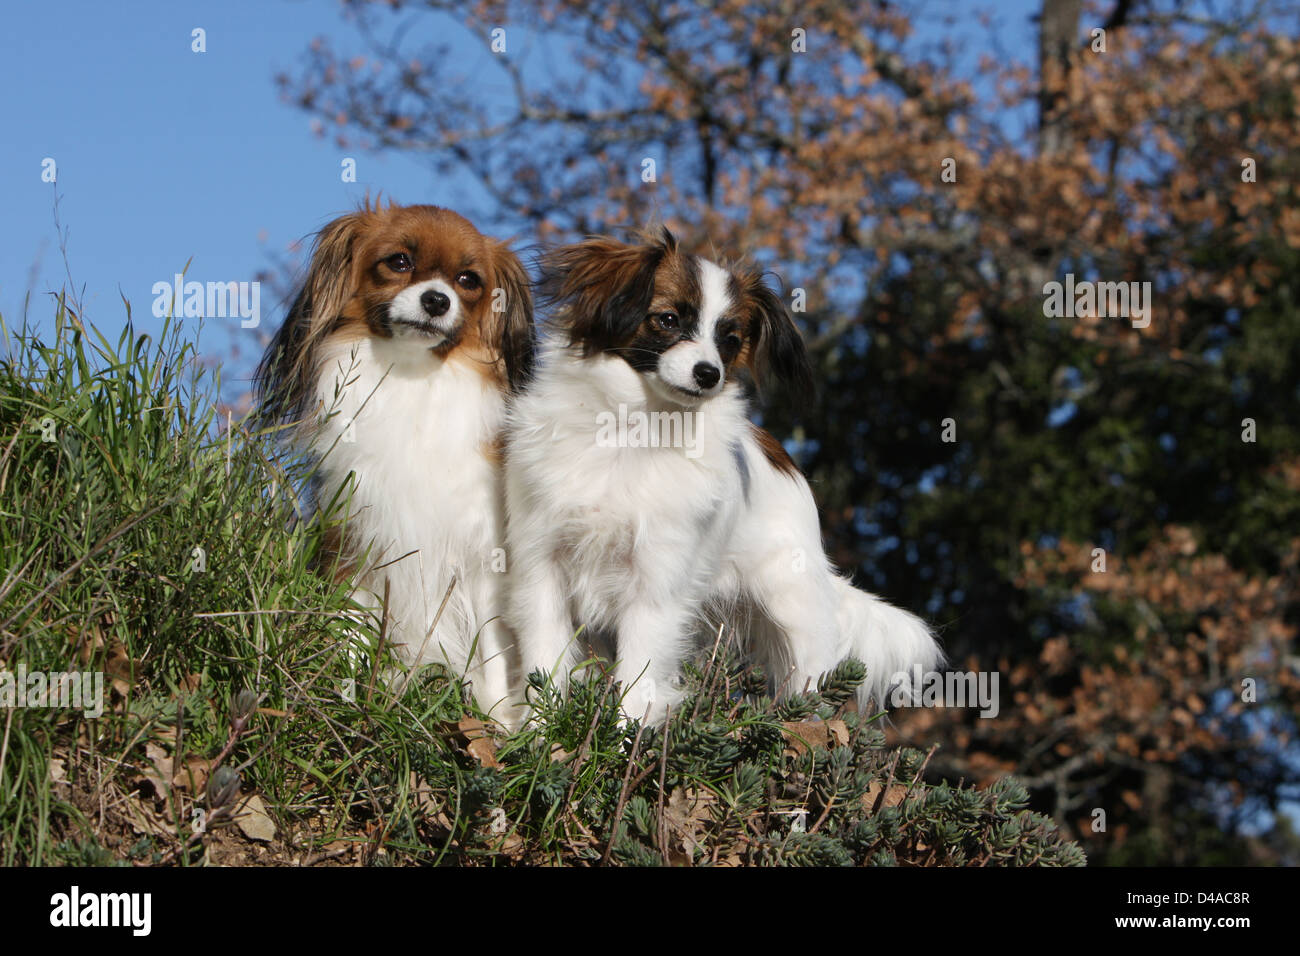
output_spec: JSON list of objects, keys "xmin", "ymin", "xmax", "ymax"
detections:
[
  {"xmin": 257, "ymin": 201, "xmax": 534, "ymax": 424},
  {"xmin": 540, "ymin": 228, "xmax": 813, "ymax": 407}
]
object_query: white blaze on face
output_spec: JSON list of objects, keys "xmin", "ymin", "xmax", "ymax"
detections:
[
  {"xmin": 656, "ymin": 259, "xmax": 732, "ymax": 399},
  {"xmin": 388, "ymin": 277, "xmax": 462, "ymax": 341}
]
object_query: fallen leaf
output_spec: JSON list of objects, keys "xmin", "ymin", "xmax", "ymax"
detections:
[
  {"xmin": 123, "ymin": 795, "xmax": 173, "ymax": 837},
  {"xmin": 467, "ymin": 736, "xmax": 500, "ymax": 768},
  {"xmin": 863, "ymin": 781, "xmax": 909, "ymax": 811},
  {"xmin": 827, "ymin": 719, "xmax": 850, "ymax": 747},
  {"xmin": 105, "ymin": 639, "xmax": 135, "ymax": 698},
  {"xmin": 140, "ymin": 742, "xmax": 172, "ymax": 802},
  {"xmin": 171, "ymin": 755, "xmax": 210, "ymax": 793},
  {"xmin": 782, "ymin": 720, "xmax": 831, "ymax": 755},
  {"xmin": 49, "ymin": 757, "xmax": 69, "ymax": 787},
  {"xmin": 454, "ymin": 716, "xmax": 500, "ymax": 767},
  {"xmin": 409, "ymin": 772, "xmax": 441, "ymax": 817},
  {"xmin": 663, "ymin": 787, "xmax": 716, "ymax": 864},
  {"xmin": 497, "ymin": 832, "xmax": 526, "ymax": 861}
]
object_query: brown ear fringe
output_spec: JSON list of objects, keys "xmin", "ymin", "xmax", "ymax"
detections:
[
  {"xmin": 538, "ymin": 229, "xmax": 677, "ymax": 353},
  {"xmin": 486, "ymin": 239, "xmax": 536, "ymax": 390},
  {"xmin": 737, "ymin": 269, "xmax": 815, "ymax": 405},
  {"xmin": 255, "ymin": 213, "xmax": 364, "ymax": 429}
]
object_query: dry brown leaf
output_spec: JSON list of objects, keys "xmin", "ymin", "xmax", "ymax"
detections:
[
  {"xmin": 467, "ymin": 736, "xmax": 500, "ymax": 768},
  {"xmin": 140, "ymin": 742, "xmax": 172, "ymax": 802},
  {"xmin": 104, "ymin": 639, "xmax": 135, "ymax": 698},
  {"xmin": 48, "ymin": 756, "xmax": 69, "ymax": 787},
  {"xmin": 409, "ymin": 772, "xmax": 441, "ymax": 817},
  {"xmin": 863, "ymin": 781, "xmax": 909, "ymax": 811},
  {"xmin": 454, "ymin": 716, "xmax": 501, "ymax": 767},
  {"xmin": 663, "ymin": 787, "xmax": 716, "ymax": 864},
  {"xmin": 123, "ymin": 795, "xmax": 173, "ymax": 837},
  {"xmin": 497, "ymin": 831, "xmax": 526, "ymax": 860},
  {"xmin": 171, "ymin": 754, "xmax": 210, "ymax": 793},
  {"xmin": 827, "ymin": 719, "xmax": 850, "ymax": 747},
  {"xmin": 782, "ymin": 719, "xmax": 832, "ymax": 755}
]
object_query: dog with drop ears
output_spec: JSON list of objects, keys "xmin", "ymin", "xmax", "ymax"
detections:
[
  {"xmin": 504, "ymin": 227, "xmax": 943, "ymax": 725},
  {"xmin": 256, "ymin": 201, "xmax": 534, "ymax": 718}
]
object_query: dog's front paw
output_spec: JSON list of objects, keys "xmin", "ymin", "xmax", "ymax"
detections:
[
  {"xmin": 619, "ymin": 677, "xmax": 664, "ymax": 727},
  {"xmin": 490, "ymin": 699, "xmax": 531, "ymax": 735}
]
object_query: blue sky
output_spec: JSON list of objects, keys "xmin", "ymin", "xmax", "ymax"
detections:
[
  {"xmin": 1, "ymin": 1, "xmax": 488, "ymax": 395},
  {"xmin": 1, "ymin": 0, "xmax": 1041, "ymax": 397}
]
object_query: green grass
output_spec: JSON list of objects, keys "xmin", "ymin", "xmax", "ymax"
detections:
[{"xmin": 0, "ymin": 300, "xmax": 1084, "ymax": 866}]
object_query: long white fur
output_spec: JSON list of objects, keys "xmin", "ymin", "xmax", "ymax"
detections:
[
  {"xmin": 312, "ymin": 332, "xmax": 514, "ymax": 717},
  {"xmin": 505, "ymin": 259, "xmax": 942, "ymax": 724}
]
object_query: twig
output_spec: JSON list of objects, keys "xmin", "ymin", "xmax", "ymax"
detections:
[
  {"xmin": 600, "ymin": 714, "xmax": 649, "ymax": 866},
  {"xmin": 300, "ymin": 846, "xmax": 350, "ymax": 867},
  {"xmin": 691, "ymin": 622, "xmax": 728, "ymax": 723},
  {"xmin": 0, "ymin": 707, "xmax": 13, "ymax": 795},
  {"xmin": 656, "ymin": 706, "xmax": 672, "ymax": 865},
  {"xmin": 565, "ymin": 678, "xmax": 613, "ymax": 810}
]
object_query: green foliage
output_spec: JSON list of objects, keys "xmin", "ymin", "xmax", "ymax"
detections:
[
  {"xmin": 494, "ymin": 658, "xmax": 1084, "ymax": 866},
  {"xmin": 0, "ymin": 304, "xmax": 358, "ymax": 864}
]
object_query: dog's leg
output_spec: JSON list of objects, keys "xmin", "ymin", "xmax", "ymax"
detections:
[
  {"xmin": 727, "ymin": 462, "xmax": 846, "ymax": 699},
  {"xmin": 613, "ymin": 601, "xmax": 692, "ymax": 725},
  {"xmin": 508, "ymin": 551, "xmax": 577, "ymax": 699},
  {"xmin": 468, "ymin": 614, "xmax": 515, "ymax": 722},
  {"xmin": 749, "ymin": 559, "xmax": 842, "ymax": 698}
]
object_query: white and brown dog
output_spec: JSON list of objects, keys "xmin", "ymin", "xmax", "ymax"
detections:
[
  {"xmin": 257, "ymin": 202, "xmax": 533, "ymax": 717},
  {"xmin": 505, "ymin": 229, "xmax": 942, "ymax": 724}
]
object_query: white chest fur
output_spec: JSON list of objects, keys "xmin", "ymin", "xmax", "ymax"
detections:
[
  {"xmin": 311, "ymin": 337, "xmax": 512, "ymax": 710},
  {"xmin": 505, "ymin": 348, "xmax": 747, "ymax": 658}
]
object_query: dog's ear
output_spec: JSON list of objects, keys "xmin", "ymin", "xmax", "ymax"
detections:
[
  {"xmin": 741, "ymin": 272, "xmax": 815, "ymax": 404},
  {"xmin": 256, "ymin": 212, "xmax": 363, "ymax": 426},
  {"xmin": 485, "ymin": 241, "xmax": 536, "ymax": 391},
  {"xmin": 541, "ymin": 232, "xmax": 673, "ymax": 352}
]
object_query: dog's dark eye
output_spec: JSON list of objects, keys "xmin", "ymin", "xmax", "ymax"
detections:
[
  {"xmin": 653, "ymin": 312, "xmax": 680, "ymax": 331},
  {"xmin": 724, "ymin": 333, "xmax": 743, "ymax": 352},
  {"xmin": 456, "ymin": 271, "xmax": 482, "ymax": 291},
  {"xmin": 385, "ymin": 253, "xmax": 413, "ymax": 272}
]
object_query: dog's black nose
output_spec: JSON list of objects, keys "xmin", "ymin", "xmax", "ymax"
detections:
[
  {"xmin": 421, "ymin": 289, "xmax": 451, "ymax": 318},
  {"xmin": 693, "ymin": 362, "xmax": 721, "ymax": 389}
]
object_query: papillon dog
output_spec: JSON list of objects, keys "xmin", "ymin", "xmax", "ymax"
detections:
[
  {"xmin": 504, "ymin": 229, "xmax": 942, "ymax": 724},
  {"xmin": 256, "ymin": 201, "xmax": 533, "ymax": 717}
]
